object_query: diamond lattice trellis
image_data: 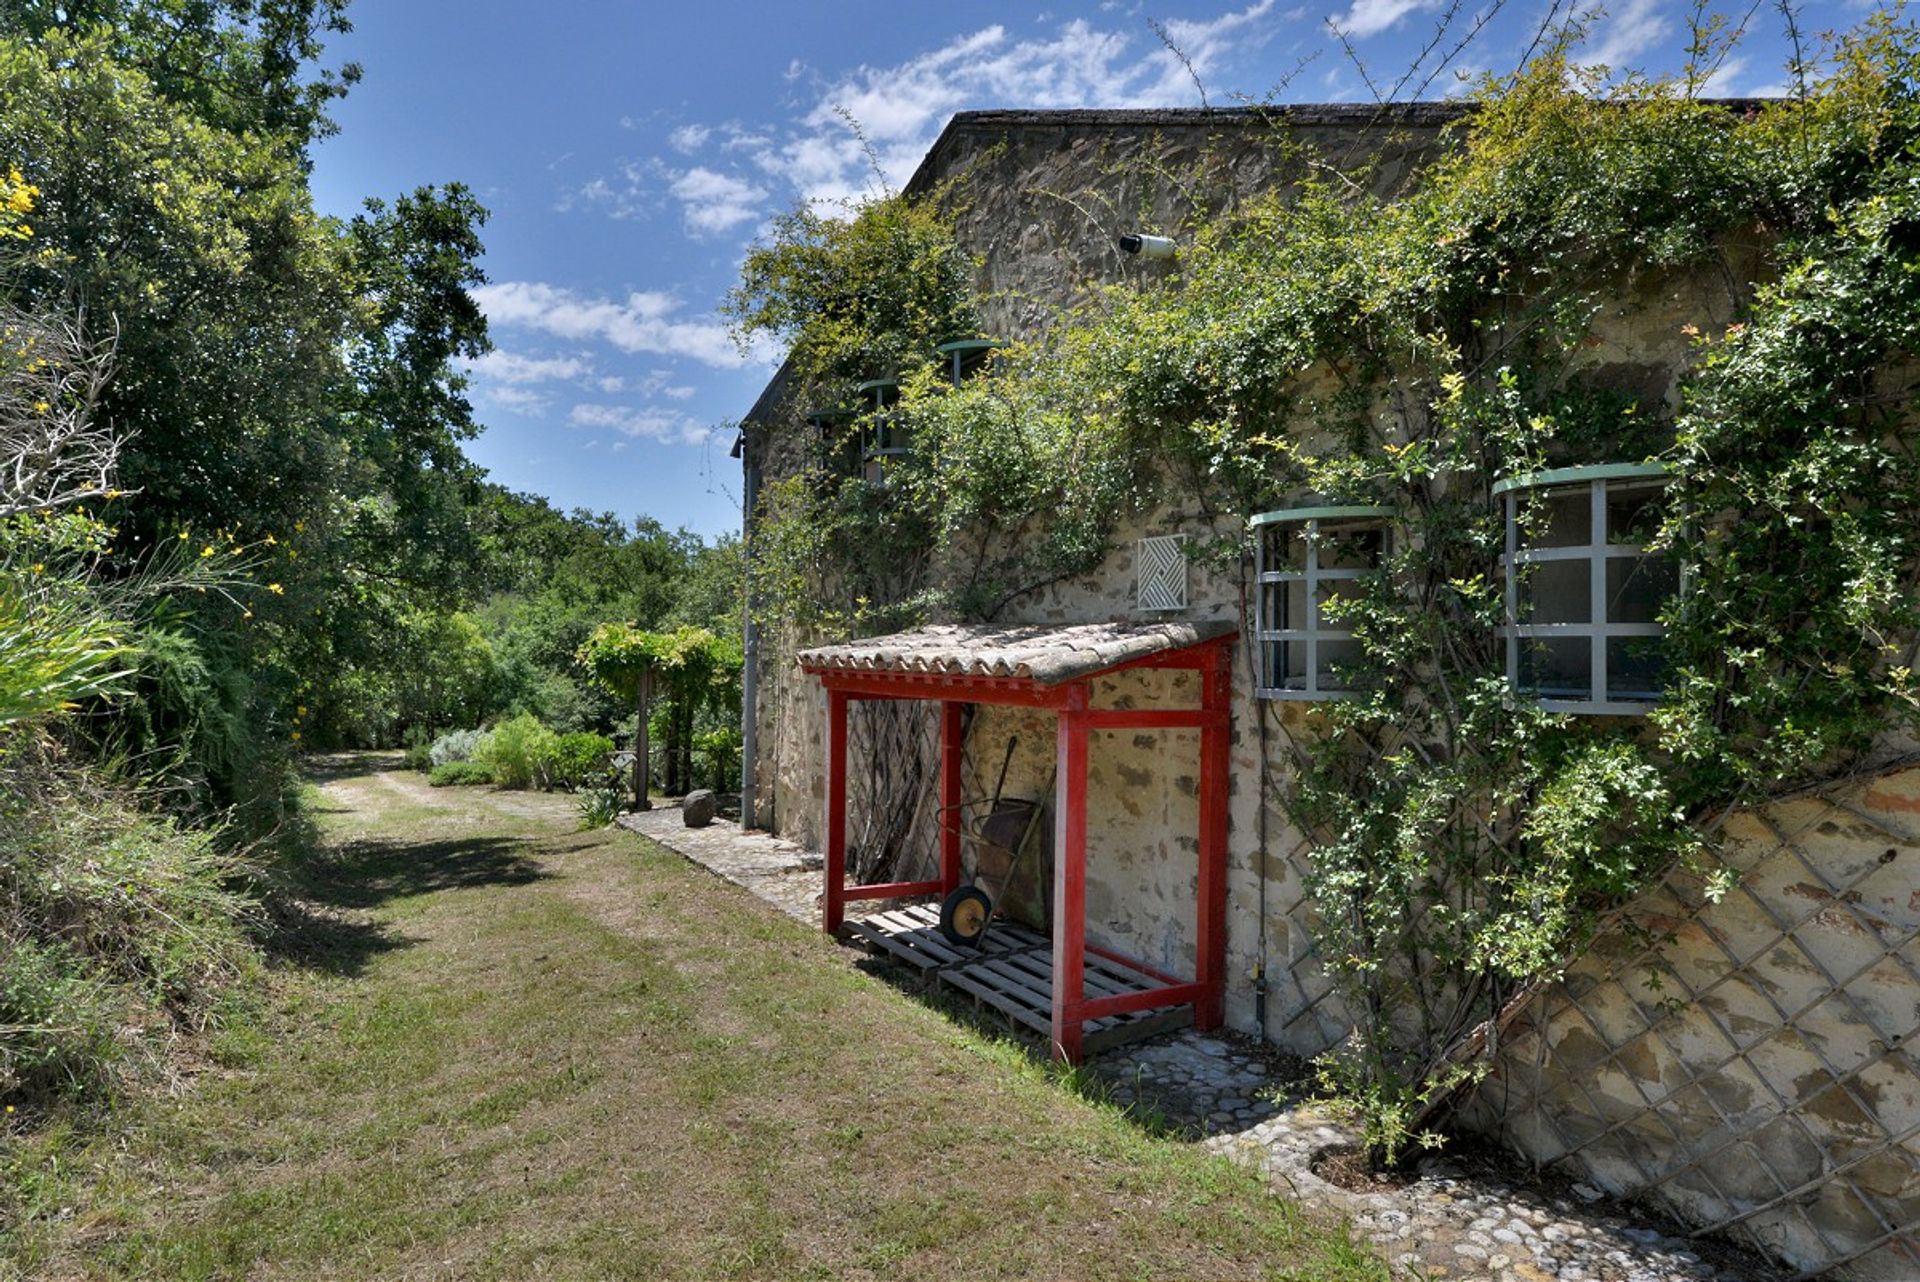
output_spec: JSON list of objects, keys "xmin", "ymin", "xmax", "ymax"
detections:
[
  {"xmin": 1461, "ymin": 778, "xmax": 1920, "ymax": 1280},
  {"xmin": 1137, "ymin": 535, "xmax": 1188, "ymax": 611}
]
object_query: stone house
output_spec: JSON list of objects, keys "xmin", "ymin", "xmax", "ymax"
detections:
[{"xmin": 733, "ymin": 105, "xmax": 1920, "ymax": 1278}]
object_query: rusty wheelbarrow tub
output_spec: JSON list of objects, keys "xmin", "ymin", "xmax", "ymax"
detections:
[{"xmin": 939, "ymin": 737, "xmax": 1053, "ymax": 947}]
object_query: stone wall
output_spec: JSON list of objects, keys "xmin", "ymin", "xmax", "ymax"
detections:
[
  {"xmin": 743, "ymin": 106, "xmax": 1452, "ymax": 848},
  {"xmin": 738, "ymin": 103, "xmax": 1917, "ymax": 1278}
]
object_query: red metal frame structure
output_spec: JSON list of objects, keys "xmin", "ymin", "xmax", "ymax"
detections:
[{"xmin": 803, "ymin": 633, "xmax": 1234, "ymax": 1061}]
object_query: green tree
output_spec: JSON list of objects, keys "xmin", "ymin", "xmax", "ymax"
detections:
[
  {"xmin": 340, "ymin": 184, "xmax": 491, "ymax": 594},
  {"xmin": 0, "ymin": 0, "xmax": 359, "ymax": 142},
  {"xmin": 576, "ymin": 622, "xmax": 666, "ymax": 811},
  {"xmin": 576, "ymin": 623, "xmax": 741, "ymax": 807},
  {"xmin": 726, "ymin": 190, "xmax": 979, "ymax": 386},
  {"xmin": 0, "ymin": 16, "xmax": 496, "ymax": 802}
]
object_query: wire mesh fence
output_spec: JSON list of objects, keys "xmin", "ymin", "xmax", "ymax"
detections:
[
  {"xmin": 1260, "ymin": 821, "xmax": 1354, "ymax": 1054},
  {"xmin": 1459, "ymin": 767, "xmax": 1920, "ymax": 1280},
  {"xmin": 845, "ymin": 698, "xmax": 941, "ymax": 886}
]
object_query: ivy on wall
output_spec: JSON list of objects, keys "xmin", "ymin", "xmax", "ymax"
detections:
[{"xmin": 735, "ymin": 16, "xmax": 1920, "ymax": 1161}]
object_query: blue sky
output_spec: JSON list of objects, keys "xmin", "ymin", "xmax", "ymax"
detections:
[{"xmin": 307, "ymin": 0, "xmax": 1825, "ymax": 541}]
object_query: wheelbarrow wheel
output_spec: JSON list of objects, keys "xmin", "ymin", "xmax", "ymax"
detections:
[{"xmin": 938, "ymin": 886, "xmax": 993, "ymax": 947}]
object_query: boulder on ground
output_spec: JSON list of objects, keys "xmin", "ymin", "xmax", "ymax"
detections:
[{"xmin": 682, "ymin": 789, "xmax": 717, "ymax": 828}]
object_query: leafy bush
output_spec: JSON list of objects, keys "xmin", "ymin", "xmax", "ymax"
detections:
[
  {"xmin": 0, "ymin": 576, "xmax": 128, "ymax": 730},
  {"xmin": 694, "ymin": 726, "xmax": 741, "ymax": 794},
  {"xmin": 575, "ymin": 786, "xmax": 622, "ymax": 830},
  {"xmin": 0, "ymin": 751, "xmax": 263, "ymax": 1108},
  {"xmin": 428, "ymin": 726, "xmax": 487, "ymax": 767},
  {"xmin": 428, "ymin": 760, "xmax": 493, "ymax": 787},
  {"xmin": 475, "ymin": 714, "xmax": 555, "ymax": 790},
  {"xmin": 535, "ymin": 731, "xmax": 615, "ymax": 792},
  {"xmin": 400, "ymin": 725, "xmax": 434, "ymax": 772},
  {"xmin": 0, "ymin": 939, "xmax": 124, "ymax": 1102}
]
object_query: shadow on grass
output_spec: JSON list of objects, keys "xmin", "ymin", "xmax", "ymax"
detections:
[
  {"xmin": 302, "ymin": 834, "xmax": 551, "ymax": 910},
  {"xmin": 302, "ymin": 750, "xmax": 404, "ymax": 785},
  {"xmin": 263, "ymin": 832, "xmax": 550, "ymax": 977},
  {"xmin": 261, "ymin": 896, "xmax": 417, "ymax": 978}
]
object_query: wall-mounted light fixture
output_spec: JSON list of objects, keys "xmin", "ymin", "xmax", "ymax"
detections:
[{"xmin": 1118, "ymin": 232, "xmax": 1177, "ymax": 259}]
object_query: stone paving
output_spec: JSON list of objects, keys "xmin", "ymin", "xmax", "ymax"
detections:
[
  {"xmin": 1096, "ymin": 1032, "xmax": 1782, "ymax": 1281},
  {"xmin": 624, "ymin": 802, "xmax": 1786, "ymax": 1282},
  {"xmin": 617, "ymin": 806, "xmax": 822, "ymax": 923}
]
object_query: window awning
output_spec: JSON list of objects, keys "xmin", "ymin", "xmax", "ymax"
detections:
[{"xmin": 797, "ymin": 619, "xmax": 1236, "ymax": 687}]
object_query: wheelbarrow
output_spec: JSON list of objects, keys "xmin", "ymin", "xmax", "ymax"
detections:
[{"xmin": 938, "ymin": 737, "xmax": 1052, "ymax": 948}]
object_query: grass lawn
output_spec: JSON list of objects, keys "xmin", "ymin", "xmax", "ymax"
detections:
[{"xmin": 5, "ymin": 754, "xmax": 1386, "ymax": 1281}]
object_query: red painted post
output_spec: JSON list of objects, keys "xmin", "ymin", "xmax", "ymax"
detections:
[
  {"xmin": 825, "ymin": 689, "xmax": 849, "ymax": 934},
  {"xmin": 940, "ymin": 699, "xmax": 964, "ymax": 894},
  {"xmin": 1195, "ymin": 642, "xmax": 1231, "ymax": 1030},
  {"xmin": 1051, "ymin": 683, "xmax": 1090, "ymax": 1061}
]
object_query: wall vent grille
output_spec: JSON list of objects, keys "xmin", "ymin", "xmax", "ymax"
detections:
[{"xmin": 1137, "ymin": 535, "xmax": 1188, "ymax": 611}]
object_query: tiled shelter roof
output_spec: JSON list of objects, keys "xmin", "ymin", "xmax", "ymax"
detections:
[{"xmin": 796, "ymin": 620, "xmax": 1235, "ymax": 687}]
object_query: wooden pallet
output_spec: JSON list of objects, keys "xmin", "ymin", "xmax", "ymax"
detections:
[
  {"xmin": 841, "ymin": 902, "xmax": 1046, "ymax": 972},
  {"xmin": 844, "ymin": 903, "xmax": 1193, "ymax": 1056}
]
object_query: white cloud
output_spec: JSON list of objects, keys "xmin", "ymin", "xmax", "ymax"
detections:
[
  {"xmin": 562, "ymin": 149, "xmax": 770, "ymax": 236},
  {"xmin": 1698, "ymin": 54, "xmax": 1748, "ymax": 96},
  {"xmin": 468, "ymin": 350, "xmax": 591, "ymax": 384},
  {"xmin": 1580, "ymin": 0, "xmax": 1673, "ymax": 72},
  {"xmin": 657, "ymin": 3, "xmax": 1286, "ymax": 212},
  {"xmin": 1328, "ymin": 0, "xmax": 1442, "ymax": 40},
  {"xmin": 555, "ymin": 159, "xmax": 663, "ymax": 220},
  {"xmin": 596, "ymin": 375, "xmax": 627, "ymax": 393},
  {"xmin": 576, "ymin": 5, "xmax": 1287, "ymax": 242},
  {"xmin": 475, "ymin": 280, "xmax": 749, "ymax": 368},
  {"xmin": 632, "ymin": 368, "xmax": 697, "ymax": 399},
  {"xmin": 669, "ymin": 166, "xmax": 769, "ymax": 236},
  {"xmin": 1151, "ymin": 0, "xmax": 1282, "ymax": 98},
  {"xmin": 569, "ymin": 402, "xmax": 710, "ymax": 445},
  {"xmin": 482, "ymin": 385, "xmax": 550, "ymax": 413}
]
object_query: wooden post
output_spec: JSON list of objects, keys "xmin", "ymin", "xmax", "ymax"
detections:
[
  {"xmin": 633, "ymin": 665, "xmax": 653, "ymax": 812},
  {"xmin": 1051, "ymin": 682, "xmax": 1090, "ymax": 1061},
  {"xmin": 1195, "ymin": 643, "xmax": 1231, "ymax": 1030},
  {"xmin": 940, "ymin": 699, "xmax": 964, "ymax": 893},
  {"xmin": 825, "ymin": 688, "xmax": 849, "ymax": 934}
]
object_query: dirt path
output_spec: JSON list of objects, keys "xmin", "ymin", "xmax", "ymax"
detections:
[{"xmin": 22, "ymin": 756, "xmax": 1385, "ymax": 1282}]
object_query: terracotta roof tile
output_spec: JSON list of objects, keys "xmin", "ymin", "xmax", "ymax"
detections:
[{"xmin": 797, "ymin": 620, "xmax": 1235, "ymax": 686}]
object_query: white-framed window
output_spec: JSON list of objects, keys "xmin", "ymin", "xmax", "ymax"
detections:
[
  {"xmin": 935, "ymin": 337, "xmax": 1004, "ymax": 383},
  {"xmin": 856, "ymin": 378, "xmax": 910, "ymax": 486},
  {"xmin": 807, "ymin": 406, "xmax": 858, "ymax": 475},
  {"xmin": 1496, "ymin": 463, "xmax": 1677, "ymax": 715},
  {"xmin": 1251, "ymin": 505, "xmax": 1391, "ymax": 700}
]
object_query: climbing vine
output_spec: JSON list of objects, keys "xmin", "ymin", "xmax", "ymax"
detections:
[{"xmin": 737, "ymin": 15, "xmax": 1920, "ymax": 1161}]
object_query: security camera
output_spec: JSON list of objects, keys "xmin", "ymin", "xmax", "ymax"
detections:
[{"xmin": 1118, "ymin": 232, "xmax": 1176, "ymax": 259}]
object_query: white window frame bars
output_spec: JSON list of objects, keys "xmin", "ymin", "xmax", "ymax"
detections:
[
  {"xmin": 1250, "ymin": 504, "xmax": 1391, "ymax": 701},
  {"xmin": 856, "ymin": 378, "xmax": 909, "ymax": 487},
  {"xmin": 1495, "ymin": 462, "xmax": 1675, "ymax": 716}
]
